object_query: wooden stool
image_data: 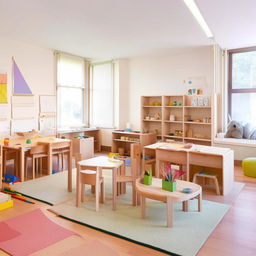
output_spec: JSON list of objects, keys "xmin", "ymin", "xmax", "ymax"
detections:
[{"xmin": 193, "ymin": 173, "xmax": 220, "ymax": 195}]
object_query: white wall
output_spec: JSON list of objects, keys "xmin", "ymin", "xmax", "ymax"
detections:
[
  {"xmin": 126, "ymin": 46, "xmax": 214, "ymax": 130},
  {"xmin": 0, "ymin": 38, "xmax": 54, "ymax": 133}
]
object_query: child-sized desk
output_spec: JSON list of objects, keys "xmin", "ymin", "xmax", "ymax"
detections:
[
  {"xmin": 143, "ymin": 143, "xmax": 234, "ymax": 195},
  {"xmin": 2, "ymin": 137, "xmax": 73, "ymax": 192}
]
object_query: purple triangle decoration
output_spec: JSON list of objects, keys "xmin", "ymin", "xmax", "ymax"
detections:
[{"xmin": 13, "ymin": 59, "xmax": 33, "ymax": 95}]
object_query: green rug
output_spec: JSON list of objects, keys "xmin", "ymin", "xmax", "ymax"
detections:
[
  {"xmin": 12, "ymin": 170, "xmax": 77, "ymax": 205},
  {"xmin": 12, "ymin": 169, "xmax": 231, "ymax": 255},
  {"xmin": 50, "ymin": 187, "xmax": 230, "ymax": 256}
]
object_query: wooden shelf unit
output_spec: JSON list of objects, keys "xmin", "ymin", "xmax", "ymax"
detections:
[
  {"xmin": 112, "ymin": 131, "xmax": 156, "ymax": 155},
  {"xmin": 141, "ymin": 95, "xmax": 213, "ymax": 145}
]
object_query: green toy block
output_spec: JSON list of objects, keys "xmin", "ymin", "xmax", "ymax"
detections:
[
  {"xmin": 162, "ymin": 180, "xmax": 177, "ymax": 192},
  {"xmin": 242, "ymin": 157, "xmax": 256, "ymax": 178}
]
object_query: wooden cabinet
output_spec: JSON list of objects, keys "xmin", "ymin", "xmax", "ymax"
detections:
[
  {"xmin": 112, "ymin": 131, "xmax": 156, "ymax": 155},
  {"xmin": 72, "ymin": 137, "xmax": 94, "ymax": 159},
  {"xmin": 57, "ymin": 128, "xmax": 101, "ymax": 152},
  {"xmin": 141, "ymin": 95, "xmax": 214, "ymax": 145}
]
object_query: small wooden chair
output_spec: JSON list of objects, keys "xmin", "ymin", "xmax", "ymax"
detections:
[
  {"xmin": 25, "ymin": 145, "xmax": 48, "ymax": 180},
  {"xmin": 113, "ymin": 143, "xmax": 141, "ymax": 208},
  {"xmin": 75, "ymin": 154, "xmax": 105, "ymax": 211},
  {"xmin": 3, "ymin": 150, "xmax": 19, "ymax": 178},
  {"xmin": 51, "ymin": 141, "xmax": 71, "ymax": 172},
  {"xmin": 193, "ymin": 173, "xmax": 220, "ymax": 195}
]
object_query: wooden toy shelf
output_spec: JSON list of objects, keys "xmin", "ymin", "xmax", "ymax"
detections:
[
  {"xmin": 141, "ymin": 95, "xmax": 214, "ymax": 145},
  {"xmin": 112, "ymin": 131, "xmax": 156, "ymax": 155}
]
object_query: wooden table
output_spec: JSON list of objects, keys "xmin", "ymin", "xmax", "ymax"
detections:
[
  {"xmin": 76, "ymin": 156, "xmax": 123, "ymax": 210},
  {"xmin": 136, "ymin": 178, "xmax": 202, "ymax": 227},
  {"xmin": 2, "ymin": 137, "xmax": 73, "ymax": 192},
  {"xmin": 143, "ymin": 142, "xmax": 234, "ymax": 195}
]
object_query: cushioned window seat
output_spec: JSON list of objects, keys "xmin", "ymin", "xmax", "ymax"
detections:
[{"xmin": 214, "ymin": 137, "xmax": 256, "ymax": 148}]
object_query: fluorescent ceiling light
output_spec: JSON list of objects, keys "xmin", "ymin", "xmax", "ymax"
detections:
[{"xmin": 183, "ymin": 0, "xmax": 213, "ymax": 38}]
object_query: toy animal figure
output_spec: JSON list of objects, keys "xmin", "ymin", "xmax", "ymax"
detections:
[{"xmin": 225, "ymin": 121, "xmax": 243, "ymax": 139}]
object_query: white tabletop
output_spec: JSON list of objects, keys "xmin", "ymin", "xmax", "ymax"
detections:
[
  {"xmin": 78, "ymin": 156, "xmax": 123, "ymax": 168},
  {"xmin": 144, "ymin": 142, "xmax": 231, "ymax": 156}
]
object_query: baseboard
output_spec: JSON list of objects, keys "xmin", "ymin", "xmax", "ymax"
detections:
[
  {"xmin": 101, "ymin": 145, "xmax": 111, "ymax": 152},
  {"xmin": 234, "ymin": 160, "xmax": 242, "ymax": 166}
]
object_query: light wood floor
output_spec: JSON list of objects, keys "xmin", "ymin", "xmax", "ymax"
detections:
[{"xmin": 1, "ymin": 166, "xmax": 256, "ymax": 256}]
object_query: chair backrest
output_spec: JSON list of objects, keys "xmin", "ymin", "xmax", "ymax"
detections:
[
  {"xmin": 29, "ymin": 145, "xmax": 48, "ymax": 155},
  {"xmin": 130, "ymin": 143, "xmax": 141, "ymax": 178}
]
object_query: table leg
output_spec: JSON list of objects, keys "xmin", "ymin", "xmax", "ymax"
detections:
[
  {"xmin": 112, "ymin": 167, "xmax": 117, "ymax": 210},
  {"xmin": 182, "ymin": 201, "xmax": 188, "ymax": 212},
  {"xmin": 47, "ymin": 145, "xmax": 52, "ymax": 176},
  {"xmin": 76, "ymin": 164, "xmax": 81, "ymax": 207},
  {"xmin": 121, "ymin": 162, "xmax": 126, "ymax": 194},
  {"xmin": 68, "ymin": 146, "xmax": 72, "ymax": 192},
  {"xmin": 141, "ymin": 195, "xmax": 146, "ymax": 218},
  {"xmin": 20, "ymin": 148, "xmax": 25, "ymax": 182},
  {"xmin": 95, "ymin": 167, "xmax": 100, "ymax": 212},
  {"xmin": 167, "ymin": 197, "xmax": 173, "ymax": 228},
  {"xmin": 198, "ymin": 193, "xmax": 202, "ymax": 212},
  {"xmin": 156, "ymin": 159, "xmax": 160, "ymax": 178}
]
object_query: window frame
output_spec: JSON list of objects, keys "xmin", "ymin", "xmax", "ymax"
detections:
[
  {"xmin": 228, "ymin": 46, "xmax": 256, "ymax": 120},
  {"xmin": 56, "ymin": 52, "xmax": 88, "ymax": 129},
  {"xmin": 89, "ymin": 60, "xmax": 115, "ymax": 128}
]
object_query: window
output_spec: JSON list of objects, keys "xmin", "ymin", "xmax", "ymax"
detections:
[
  {"xmin": 90, "ymin": 61, "xmax": 114, "ymax": 128},
  {"xmin": 228, "ymin": 48, "xmax": 256, "ymax": 126},
  {"xmin": 57, "ymin": 53, "xmax": 86, "ymax": 129}
]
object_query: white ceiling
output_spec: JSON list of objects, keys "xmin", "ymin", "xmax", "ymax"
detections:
[
  {"xmin": 196, "ymin": 0, "xmax": 256, "ymax": 49},
  {"xmin": 0, "ymin": 0, "xmax": 255, "ymax": 59}
]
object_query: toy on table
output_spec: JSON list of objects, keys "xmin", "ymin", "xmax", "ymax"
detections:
[
  {"xmin": 182, "ymin": 188, "xmax": 193, "ymax": 194},
  {"xmin": 4, "ymin": 138, "xmax": 9, "ymax": 146},
  {"xmin": 26, "ymin": 139, "xmax": 32, "ymax": 144},
  {"xmin": 3, "ymin": 174, "xmax": 19, "ymax": 184},
  {"xmin": 16, "ymin": 129, "xmax": 37, "ymax": 137}
]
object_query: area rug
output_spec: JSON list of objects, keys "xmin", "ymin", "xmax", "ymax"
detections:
[
  {"xmin": 50, "ymin": 189, "xmax": 230, "ymax": 256},
  {"xmin": 12, "ymin": 169, "xmax": 245, "ymax": 206},
  {"xmin": 12, "ymin": 170, "xmax": 77, "ymax": 205},
  {"xmin": 0, "ymin": 209, "xmax": 76, "ymax": 256}
]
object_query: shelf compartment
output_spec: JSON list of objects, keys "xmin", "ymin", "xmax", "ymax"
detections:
[
  {"xmin": 143, "ymin": 119, "xmax": 162, "ymax": 122},
  {"xmin": 113, "ymin": 139, "xmax": 140, "ymax": 143},
  {"xmin": 184, "ymin": 137, "xmax": 211, "ymax": 142},
  {"xmin": 184, "ymin": 122, "xmax": 212, "ymax": 125}
]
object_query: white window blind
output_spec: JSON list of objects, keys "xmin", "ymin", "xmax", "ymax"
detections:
[
  {"xmin": 57, "ymin": 53, "xmax": 85, "ymax": 129},
  {"xmin": 90, "ymin": 62, "xmax": 114, "ymax": 128}
]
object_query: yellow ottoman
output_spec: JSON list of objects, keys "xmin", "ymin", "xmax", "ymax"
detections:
[{"xmin": 242, "ymin": 157, "xmax": 256, "ymax": 178}]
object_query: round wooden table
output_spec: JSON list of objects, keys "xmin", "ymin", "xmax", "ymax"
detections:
[{"xmin": 136, "ymin": 178, "xmax": 202, "ymax": 227}]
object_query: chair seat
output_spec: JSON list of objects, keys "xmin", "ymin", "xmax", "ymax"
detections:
[{"xmin": 80, "ymin": 170, "xmax": 96, "ymax": 175}]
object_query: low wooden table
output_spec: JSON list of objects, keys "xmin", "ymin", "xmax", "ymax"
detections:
[
  {"xmin": 136, "ymin": 178, "xmax": 202, "ymax": 227},
  {"xmin": 76, "ymin": 156, "xmax": 123, "ymax": 210}
]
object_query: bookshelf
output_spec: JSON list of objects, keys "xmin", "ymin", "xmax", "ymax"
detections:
[{"xmin": 141, "ymin": 95, "xmax": 213, "ymax": 145}]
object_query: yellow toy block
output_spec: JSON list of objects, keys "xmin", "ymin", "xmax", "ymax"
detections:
[{"xmin": 0, "ymin": 200, "xmax": 14, "ymax": 211}]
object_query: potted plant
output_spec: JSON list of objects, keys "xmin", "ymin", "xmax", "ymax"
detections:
[{"xmin": 161, "ymin": 163, "xmax": 185, "ymax": 192}]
